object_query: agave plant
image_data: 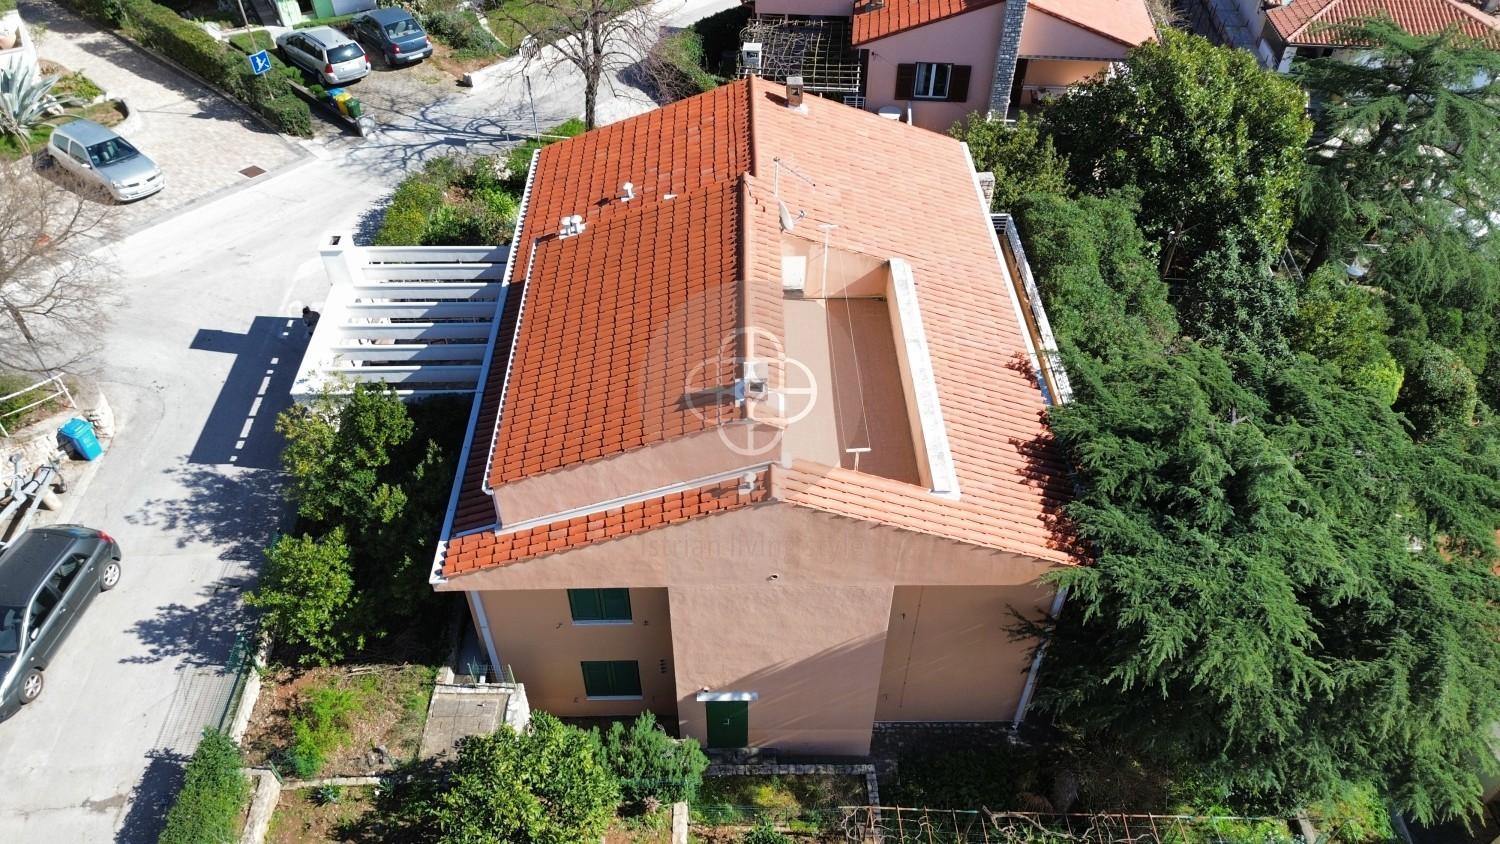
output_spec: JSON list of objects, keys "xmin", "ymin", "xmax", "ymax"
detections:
[{"xmin": 0, "ymin": 63, "xmax": 81, "ymax": 141}]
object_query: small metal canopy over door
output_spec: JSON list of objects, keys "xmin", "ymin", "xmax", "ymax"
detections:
[{"xmin": 697, "ymin": 691, "xmax": 757, "ymax": 749}]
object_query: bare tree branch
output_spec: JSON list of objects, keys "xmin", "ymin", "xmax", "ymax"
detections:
[
  {"xmin": 0, "ymin": 160, "xmax": 121, "ymax": 375},
  {"xmin": 491, "ymin": 0, "xmax": 664, "ymax": 129}
]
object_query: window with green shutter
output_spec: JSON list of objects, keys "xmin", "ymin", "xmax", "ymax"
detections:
[
  {"xmin": 581, "ymin": 660, "xmax": 642, "ymax": 698},
  {"xmin": 568, "ymin": 588, "xmax": 632, "ymax": 623}
]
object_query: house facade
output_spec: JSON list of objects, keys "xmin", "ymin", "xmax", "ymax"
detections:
[
  {"xmin": 745, "ymin": 0, "xmax": 1157, "ymax": 131},
  {"xmin": 1260, "ymin": 0, "xmax": 1500, "ymax": 71},
  {"xmin": 431, "ymin": 78, "xmax": 1080, "ymax": 756}
]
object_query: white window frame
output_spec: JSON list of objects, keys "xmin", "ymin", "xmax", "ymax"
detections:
[{"xmin": 913, "ymin": 62, "xmax": 952, "ymax": 99}]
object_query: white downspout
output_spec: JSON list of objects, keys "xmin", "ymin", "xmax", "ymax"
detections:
[
  {"xmin": 1013, "ymin": 586, "xmax": 1068, "ymax": 724},
  {"xmin": 467, "ymin": 591, "xmax": 503, "ymax": 682}
]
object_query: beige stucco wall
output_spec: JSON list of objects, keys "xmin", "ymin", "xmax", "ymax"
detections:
[
  {"xmin": 863, "ymin": 6, "xmax": 1007, "ymax": 132},
  {"xmin": 672, "ymin": 584, "xmax": 892, "ymax": 754},
  {"xmin": 446, "ymin": 503, "xmax": 1061, "ymax": 754},
  {"xmin": 478, "ymin": 587, "xmax": 679, "ymax": 720},
  {"xmin": 1020, "ymin": 59, "xmax": 1109, "ymax": 89},
  {"xmin": 1018, "ymin": 10, "xmax": 1130, "ymax": 59},
  {"xmin": 876, "ymin": 585, "xmax": 1048, "ymax": 721}
]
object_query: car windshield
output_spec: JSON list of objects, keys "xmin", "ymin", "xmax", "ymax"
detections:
[
  {"xmin": 86, "ymin": 137, "xmax": 139, "ymax": 167},
  {"xmin": 384, "ymin": 19, "xmax": 417, "ymax": 37},
  {"xmin": 329, "ymin": 44, "xmax": 363, "ymax": 63},
  {"xmin": 0, "ymin": 606, "xmax": 24, "ymax": 654}
]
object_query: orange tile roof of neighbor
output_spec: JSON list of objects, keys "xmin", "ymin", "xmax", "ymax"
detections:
[
  {"xmin": 851, "ymin": 0, "xmax": 1157, "ymax": 48},
  {"xmin": 1268, "ymin": 0, "xmax": 1500, "ymax": 45},
  {"xmin": 440, "ymin": 78, "xmax": 1078, "ymax": 578}
]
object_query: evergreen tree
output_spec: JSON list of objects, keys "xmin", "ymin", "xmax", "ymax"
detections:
[{"xmin": 1296, "ymin": 19, "xmax": 1500, "ymax": 277}]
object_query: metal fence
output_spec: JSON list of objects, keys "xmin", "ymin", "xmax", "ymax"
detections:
[
  {"xmin": 215, "ymin": 629, "xmax": 259, "ymax": 735},
  {"xmin": 835, "ymin": 807, "xmax": 1302, "ymax": 844},
  {"xmin": 0, "ymin": 374, "xmax": 75, "ymax": 437}
]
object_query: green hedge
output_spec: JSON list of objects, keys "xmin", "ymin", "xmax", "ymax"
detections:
[
  {"xmin": 293, "ymin": 13, "xmax": 355, "ymax": 30},
  {"xmin": 52, "ymin": 0, "xmax": 313, "ymax": 136},
  {"xmin": 159, "ymin": 729, "xmax": 250, "ymax": 844},
  {"xmin": 0, "ymin": 0, "xmax": 17, "ymax": 14}
]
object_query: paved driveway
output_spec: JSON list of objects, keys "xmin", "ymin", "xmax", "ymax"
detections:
[{"xmin": 24, "ymin": 0, "xmax": 306, "ymax": 234}]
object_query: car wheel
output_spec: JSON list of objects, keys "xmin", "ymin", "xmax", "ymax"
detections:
[
  {"xmin": 19, "ymin": 670, "xmax": 42, "ymax": 704},
  {"xmin": 100, "ymin": 560, "xmax": 121, "ymax": 591}
]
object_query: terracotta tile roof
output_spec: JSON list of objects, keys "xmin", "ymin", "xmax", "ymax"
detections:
[
  {"xmin": 487, "ymin": 185, "xmax": 741, "ymax": 485},
  {"xmin": 852, "ymin": 0, "xmax": 1002, "ymax": 44},
  {"xmin": 745, "ymin": 81, "xmax": 1074, "ymax": 564},
  {"xmin": 442, "ymin": 77, "xmax": 1079, "ymax": 577},
  {"xmin": 1268, "ymin": 0, "xmax": 1500, "ymax": 46},
  {"xmin": 443, "ymin": 473, "xmax": 767, "ymax": 576},
  {"xmin": 851, "ymin": 0, "xmax": 1156, "ymax": 48},
  {"xmin": 483, "ymin": 84, "xmax": 751, "ymax": 490}
]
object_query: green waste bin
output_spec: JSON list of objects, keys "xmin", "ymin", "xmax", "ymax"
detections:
[{"xmin": 346, "ymin": 98, "xmax": 362, "ymax": 118}]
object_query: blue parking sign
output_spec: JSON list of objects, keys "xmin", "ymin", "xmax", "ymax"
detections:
[{"xmin": 249, "ymin": 50, "xmax": 272, "ymax": 76}]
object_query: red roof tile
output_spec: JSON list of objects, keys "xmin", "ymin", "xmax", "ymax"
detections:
[
  {"xmin": 1268, "ymin": 0, "xmax": 1500, "ymax": 45},
  {"xmin": 443, "ymin": 77, "xmax": 1080, "ymax": 577},
  {"xmin": 443, "ymin": 473, "xmax": 767, "ymax": 575},
  {"xmin": 484, "ymin": 84, "xmax": 751, "ymax": 490},
  {"xmin": 851, "ymin": 0, "xmax": 1155, "ymax": 48}
]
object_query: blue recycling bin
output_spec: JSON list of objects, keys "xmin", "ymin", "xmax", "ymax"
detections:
[{"xmin": 60, "ymin": 417, "xmax": 103, "ymax": 461}]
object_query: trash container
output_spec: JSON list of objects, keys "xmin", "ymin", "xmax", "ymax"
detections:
[
  {"xmin": 60, "ymin": 417, "xmax": 103, "ymax": 461},
  {"xmin": 333, "ymin": 92, "xmax": 352, "ymax": 115},
  {"xmin": 345, "ymin": 98, "xmax": 362, "ymax": 118},
  {"xmin": 325, "ymin": 87, "xmax": 345, "ymax": 102}
]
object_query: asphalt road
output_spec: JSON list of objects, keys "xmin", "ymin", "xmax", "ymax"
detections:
[
  {"xmin": 0, "ymin": 1, "xmax": 737, "ymax": 839},
  {"xmin": 0, "ymin": 155, "xmax": 390, "ymax": 842}
]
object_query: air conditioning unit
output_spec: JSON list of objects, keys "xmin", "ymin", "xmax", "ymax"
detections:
[{"xmin": 741, "ymin": 42, "xmax": 762, "ymax": 71}]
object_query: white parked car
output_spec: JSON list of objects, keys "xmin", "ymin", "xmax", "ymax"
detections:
[{"xmin": 46, "ymin": 119, "xmax": 164, "ymax": 202}]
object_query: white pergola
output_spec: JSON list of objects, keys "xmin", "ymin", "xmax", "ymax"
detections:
[{"xmin": 290, "ymin": 233, "xmax": 510, "ymax": 399}]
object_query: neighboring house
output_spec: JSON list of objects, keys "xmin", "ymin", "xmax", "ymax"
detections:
[
  {"xmin": 0, "ymin": 10, "xmax": 40, "ymax": 77},
  {"xmin": 428, "ymin": 76, "xmax": 1081, "ymax": 755},
  {"xmin": 1260, "ymin": 0, "xmax": 1500, "ymax": 71},
  {"xmin": 743, "ymin": 0, "xmax": 1157, "ymax": 131},
  {"xmin": 243, "ymin": 0, "xmax": 375, "ymax": 30}
]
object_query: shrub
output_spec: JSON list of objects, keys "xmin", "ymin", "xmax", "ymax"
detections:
[
  {"xmin": 245, "ymin": 529, "xmax": 358, "ymax": 665},
  {"xmin": 739, "ymin": 820, "xmax": 793, "ymax": 844},
  {"xmin": 414, "ymin": 712, "xmax": 620, "ymax": 843},
  {"xmin": 227, "ymin": 30, "xmax": 277, "ymax": 55},
  {"xmin": 283, "ymin": 684, "xmax": 361, "ymax": 778},
  {"xmin": 257, "ymin": 93, "xmax": 312, "ymax": 137},
  {"xmin": 52, "ymin": 71, "xmax": 104, "ymax": 102},
  {"xmin": 293, "ymin": 13, "xmax": 356, "ymax": 29},
  {"xmin": 604, "ymin": 711, "xmax": 710, "ymax": 806},
  {"xmin": 420, "ymin": 8, "xmax": 499, "ymax": 55},
  {"xmin": 646, "ymin": 30, "xmax": 718, "ymax": 102},
  {"xmin": 159, "ymin": 730, "xmax": 250, "ymax": 844}
]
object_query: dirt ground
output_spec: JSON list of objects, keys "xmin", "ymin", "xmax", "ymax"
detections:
[
  {"xmin": 268, "ymin": 787, "xmax": 378, "ymax": 844},
  {"xmin": 242, "ymin": 663, "xmax": 437, "ymax": 778}
]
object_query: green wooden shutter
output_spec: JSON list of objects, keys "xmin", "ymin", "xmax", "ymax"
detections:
[
  {"xmin": 611, "ymin": 661, "xmax": 642, "ymax": 696},
  {"xmin": 599, "ymin": 588, "xmax": 631, "ymax": 621},
  {"xmin": 582, "ymin": 661, "xmax": 613, "ymax": 696},
  {"xmin": 947, "ymin": 65, "xmax": 972, "ymax": 102},
  {"xmin": 568, "ymin": 589, "xmax": 602, "ymax": 621},
  {"xmin": 895, "ymin": 64, "xmax": 916, "ymax": 99}
]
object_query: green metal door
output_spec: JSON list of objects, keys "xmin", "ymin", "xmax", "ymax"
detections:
[{"xmin": 705, "ymin": 700, "xmax": 748, "ymax": 748}]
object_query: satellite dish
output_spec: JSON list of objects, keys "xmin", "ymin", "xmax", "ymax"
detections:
[{"xmin": 779, "ymin": 201, "xmax": 796, "ymax": 232}]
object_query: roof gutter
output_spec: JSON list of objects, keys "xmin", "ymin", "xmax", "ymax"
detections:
[{"xmin": 431, "ymin": 148, "xmax": 543, "ymax": 586}]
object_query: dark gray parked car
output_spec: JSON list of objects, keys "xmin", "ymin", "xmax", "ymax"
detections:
[
  {"xmin": 349, "ymin": 8, "xmax": 432, "ymax": 65},
  {"xmin": 0, "ymin": 526, "xmax": 122, "ymax": 721}
]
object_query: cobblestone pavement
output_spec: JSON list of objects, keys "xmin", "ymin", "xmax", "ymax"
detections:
[{"xmin": 24, "ymin": 0, "xmax": 307, "ymax": 234}]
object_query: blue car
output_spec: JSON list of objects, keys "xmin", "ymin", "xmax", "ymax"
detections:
[{"xmin": 349, "ymin": 8, "xmax": 433, "ymax": 66}]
